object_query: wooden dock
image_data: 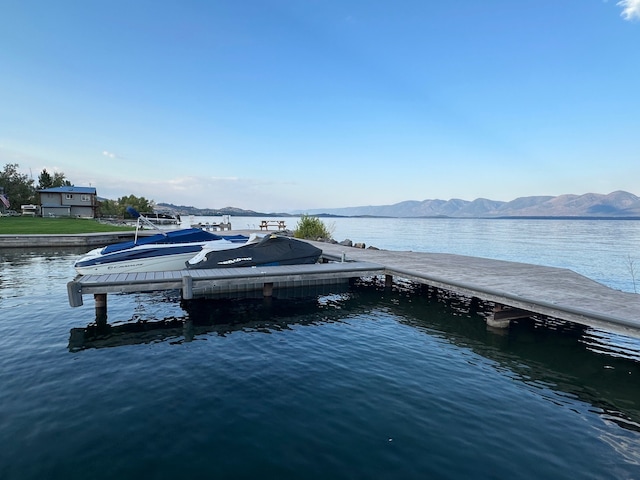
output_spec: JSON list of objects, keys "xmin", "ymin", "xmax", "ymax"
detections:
[
  {"xmin": 313, "ymin": 241, "xmax": 640, "ymax": 339},
  {"xmin": 67, "ymin": 260, "xmax": 385, "ymax": 306},
  {"xmin": 66, "ymin": 234, "xmax": 640, "ymax": 339}
]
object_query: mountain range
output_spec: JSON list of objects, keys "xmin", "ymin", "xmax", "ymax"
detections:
[
  {"xmin": 298, "ymin": 191, "xmax": 640, "ymax": 218},
  {"xmin": 159, "ymin": 191, "xmax": 640, "ymax": 218}
]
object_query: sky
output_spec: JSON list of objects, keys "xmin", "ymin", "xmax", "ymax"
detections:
[{"xmin": 1, "ymin": 0, "xmax": 639, "ymax": 212}]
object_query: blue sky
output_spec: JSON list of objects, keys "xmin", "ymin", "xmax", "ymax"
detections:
[{"xmin": 1, "ymin": 1, "xmax": 639, "ymax": 211}]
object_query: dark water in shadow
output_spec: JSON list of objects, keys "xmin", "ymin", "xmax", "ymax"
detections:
[{"xmin": 1, "ymin": 243, "xmax": 640, "ymax": 479}]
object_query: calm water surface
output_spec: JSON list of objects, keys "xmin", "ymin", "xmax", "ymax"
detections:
[{"xmin": 1, "ymin": 218, "xmax": 639, "ymax": 479}]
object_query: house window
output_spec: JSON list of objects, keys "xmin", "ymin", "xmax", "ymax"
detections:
[
  {"xmin": 65, "ymin": 194, "xmax": 73, "ymax": 200},
  {"xmin": 81, "ymin": 195, "xmax": 90, "ymax": 202}
]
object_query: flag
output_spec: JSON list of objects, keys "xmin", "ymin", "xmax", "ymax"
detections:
[{"xmin": 0, "ymin": 194, "xmax": 9, "ymax": 209}]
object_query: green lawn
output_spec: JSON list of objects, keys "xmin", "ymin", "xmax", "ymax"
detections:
[{"xmin": 0, "ymin": 217, "xmax": 136, "ymax": 234}]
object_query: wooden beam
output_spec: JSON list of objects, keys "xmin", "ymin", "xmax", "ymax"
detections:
[{"xmin": 487, "ymin": 305, "xmax": 533, "ymax": 328}]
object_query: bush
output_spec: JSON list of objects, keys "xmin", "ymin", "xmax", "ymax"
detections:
[{"xmin": 294, "ymin": 215, "xmax": 333, "ymax": 240}]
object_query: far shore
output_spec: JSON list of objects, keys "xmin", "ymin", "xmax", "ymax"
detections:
[{"xmin": 0, "ymin": 232, "xmax": 140, "ymax": 248}]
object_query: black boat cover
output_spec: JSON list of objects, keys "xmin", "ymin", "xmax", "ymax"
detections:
[{"xmin": 186, "ymin": 235, "xmax": 322, "ymax": 269}]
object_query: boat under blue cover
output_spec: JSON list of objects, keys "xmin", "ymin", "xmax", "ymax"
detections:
[
  {"xmin": 101, "ymin": 229, "xmax": 247, "ymax": 254},
  {"xmin": 74, "ymin": 228, "xmax": 251, "ymax": 275}
]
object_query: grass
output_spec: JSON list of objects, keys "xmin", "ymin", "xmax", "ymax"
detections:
[{"xmin": 0, "ymin": 217, "xmax": 135, "ymax": 234}]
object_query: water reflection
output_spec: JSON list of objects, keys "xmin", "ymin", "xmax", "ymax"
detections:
[
  {"xmin": 0, "ymin": 247, "xmax": 85, "ymax": 298},
  {"xmin": 68, "ymin": 285, "xmax": 352, "ymax": 351},
  {"xmin": 0, "ymin": 246, "xmax": 87, "ymax": 265},
  {"xmin": 374, "ymin": 283, "xmax": 640, "ymax": 433},
  {"xmin": 68, "ymin": 280, "xmax": 640, "ymax": 434}
]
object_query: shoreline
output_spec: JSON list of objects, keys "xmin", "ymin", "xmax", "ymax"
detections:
[{"xmin": 0, "ymin": 232, "xmax": 141, "ymax": 248}]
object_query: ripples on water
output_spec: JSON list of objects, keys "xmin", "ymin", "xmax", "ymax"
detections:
[{"xmin": 1, "ymin": 222, "xmax": 640, "ymax": 479}]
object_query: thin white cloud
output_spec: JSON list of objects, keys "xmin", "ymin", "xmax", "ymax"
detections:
[
  {"xmin": 102, "ymin": 150, "xmax": 125, "ymax": 159},
  {"xmin": 618, "ymin": 0, "xmax": 640, "ymax": 20}
]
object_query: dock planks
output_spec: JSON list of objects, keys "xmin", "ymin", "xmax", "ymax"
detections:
[
  {"xmin": 314, "ymin": 241, "xmax": 640, "ymax": 339},
  {"xmin": 67, "ymin": 261, "xmax": 385, "ymax": 305}
]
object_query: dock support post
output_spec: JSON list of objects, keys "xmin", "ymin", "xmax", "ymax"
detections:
[
  {"xmin": 95, "ymin": 308, "xmax": 108, "ymax": 329},
  {"xmin": 469, "ymin": 296, "xmax": 481, "ymax": 315},
  {"xmin": 385, "ymin": 274, "xmax": 393, "ymax": 289},
  {"xmin": 94, "ymin": 293, "xmax": 107, "ymax": 309},
  {"xmin": 263, "ymin": 282, "xmax": 273, "ymax": 297},
  {"xmin": 182, "ymin": 275, "xmax": 193, "ymax": 300},
  {"xmin": 94, "ymin": 293, "xmax": 107, "ymax": 323}
]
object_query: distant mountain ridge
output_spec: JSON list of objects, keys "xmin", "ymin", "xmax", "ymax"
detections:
[
  {"xmin": 156, "ymin": 203, "xmax": 291, "ymax": 217},
  {"xmin": 298, "ymin": 191, "xmax": 640, "ymax": 218}
]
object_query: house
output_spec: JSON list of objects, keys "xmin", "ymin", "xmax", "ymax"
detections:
[{"xmin": 38, "ymin": 186, "xmax": 98, "ymax": 218}]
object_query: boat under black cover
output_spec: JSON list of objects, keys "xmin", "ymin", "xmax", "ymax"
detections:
[{"xmin": 186, "ymin": 235, "xmax": 322, "ymax": 269}]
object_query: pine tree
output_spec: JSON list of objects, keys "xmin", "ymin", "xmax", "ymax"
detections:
[{"xmin": 38, "ymin": 169, "xmax": 53, "ymax": 189}]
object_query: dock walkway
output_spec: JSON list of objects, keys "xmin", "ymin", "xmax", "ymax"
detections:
[
  {"xmin": 314, "ymin": 241, "xmax": 640, "ymax": 339},
  {"xmin": 67, "ymin": 260, "xmax": 384, "ymax": 306}
]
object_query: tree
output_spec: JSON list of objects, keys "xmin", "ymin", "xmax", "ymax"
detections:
[
  {"xmin": 119, "ymin": 195, "xmax": 153, "ymax": 217},
  {"xmin": 38, "ymin": 169, "xmax": 72, "ymax": 190},
  {"xmin": 0, "ymin": 163, "xmax": 36, "ymax": 208},
  {"xmin": 52, "ymin": 171, "xmax": 72, "ymax": 187},
  {"xmin": 97, "ymin": 195, "xmax": 154, "ymax": 218},
  {"xmin": 96, "ymin": 195, "xmax": 154, "ymax": 218},
  {"xmin": 97, "ymin": 199, "xmax": 119, "ymax": 217},
  {"xmin": 37, "ymin": 169, "xmax": 53, "ymax": 189}
]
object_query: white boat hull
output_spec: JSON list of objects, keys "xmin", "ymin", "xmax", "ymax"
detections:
[
  {"xmin": 74, "ymin": 250, "xmax": 199, "ymax": 275},
  {"xmin": 73, "ymin": 235, "xmax": 260, "ymax": 276}
]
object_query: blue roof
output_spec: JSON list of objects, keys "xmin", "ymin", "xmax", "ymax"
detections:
[{"xmin": 38, "ymin": 186, "xmax": 97, "ymax": 194}]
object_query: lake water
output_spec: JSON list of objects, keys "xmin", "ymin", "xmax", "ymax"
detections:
[{"xmin": 1, "ymin": 217, "xmax": 639, "ymax": 479}]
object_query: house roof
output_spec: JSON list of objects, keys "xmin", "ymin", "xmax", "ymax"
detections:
[{"xmin": 38, "ymin": 186, "xmax": 97, "ymax": 194}]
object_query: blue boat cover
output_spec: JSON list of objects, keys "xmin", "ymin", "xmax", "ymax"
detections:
[{"xmin": 102, "ymin": 229, "xmax": 247, "ymax": 254}]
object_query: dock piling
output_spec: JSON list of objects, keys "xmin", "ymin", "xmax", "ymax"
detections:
[
  {"xmin": 94, "ymin": 293, "xmax": 107, "ymax": 308},
  {"xmin": 93, "ymin": 294, "xmax": 107, "ymax": 321},
  {"xmin": 182, "ymin": 275, "xmax": 193, "ymax": 300}
]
